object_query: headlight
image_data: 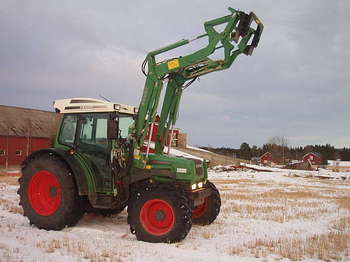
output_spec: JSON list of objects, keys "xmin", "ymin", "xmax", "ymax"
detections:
[
  {"xmin": 191, "ymin": 184, "xmax": 197, "ymax": 190},
  {"xmin": 198, "ymin": 182, "xmax": 203, "ymax": 188}
]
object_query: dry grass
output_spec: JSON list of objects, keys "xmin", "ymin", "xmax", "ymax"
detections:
[
  {"xmin": 201, "ymin": 230, "xmax": 214, "ymax": 239},
  {"xmin": 336, "ymin": 196, "xmax": 350, "ymax": 210},
  {"xmin": 0, "ymin": 198, "xmax": 23, "ymax": 215},
  {"xmin": 222, "ymin": 192, "xmax": 257, "ymax": 201},
  {"xmin": 213, "ymin": 176, "xmax": 350, "ymax": 260},
  {"xmin": 222, "ymin": 189, "xmax": 325, "ymax": 203},
  {"xmin": 0, "ymin": 175, "xmax": 19, "ymax": 185},
  {"xmin": 221, "ymin": 183, "xmax": 336, "ymax": 222},
  {"xmin": 259, "ymin": 189, "xmax": 323, "ymax": 199},
  {"xmin": 214, "ymin": 179, "xmax": 254, "ymax": 184},
  {"xmin": 222, "ymin": 202, "xmax": 332, "ymax": 222},
  {"xmin": 0, "ymin": 176, "xmax": 22, "ymax": 214},
  {"xmin": 333, "ymin": 216, "xmax": 350, "ymax": 231},
  {"xmin": 35, "ymin": 238, "xmax": 130, "ymax": 262},
  {"xmin": 230, "ymin": 232, "xmax": 350, "ymax": 261},
  {"xmin": 214, "ymin": 179, "xmax": 273, "ymax": 188},
  {"xmin": 0, "ymin": 247, "xmax": 23, "ymax": 262}
]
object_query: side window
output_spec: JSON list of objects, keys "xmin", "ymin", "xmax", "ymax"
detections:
[
  {"xmin": 80, "ymin": 117, "xmax": 94, "ymax": 143},
  {"xmin": 96, "ymin": 119, "xmax": 107, "ymax": 139},
  {"xmin": 59, "ymin": 115, "xmax": 78, "ymax": 146},
  {"xmin": 119, "ymin": 116, "xmax": 134, "ymax": 139},
  {"xmin": 95, "ymin": 118, "xmax": 108, "ymax": 147},
  {"xmin": 77, "ymin": 114, "xmax": 108, "ymax": 148}
]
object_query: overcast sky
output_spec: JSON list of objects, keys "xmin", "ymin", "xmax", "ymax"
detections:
[{"xmin": 1, "ymin": 0, "xmax": 349, "ymax": 148}]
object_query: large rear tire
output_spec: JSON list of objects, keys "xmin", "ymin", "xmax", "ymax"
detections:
[
  {"xmin": 18, "ymin": 154, "xmax": 85, "ymax": 230},
  {"xmin": 192, "ymin": 181, "xmax": 221, "ymax": 225},
  {"xmin": 128, "ymin": 183, "xmax": 192, "ymax": 243}
]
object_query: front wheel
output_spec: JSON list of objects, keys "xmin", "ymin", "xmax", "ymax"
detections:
[
  {"xmin": 192, "ymin": 181, "xmax": 221, "ymax": 225},
  {"xmin": 128, "ymin": 183, "xmax": 192, "ymax": 243}
]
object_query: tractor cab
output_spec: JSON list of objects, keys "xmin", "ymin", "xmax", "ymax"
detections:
[{"xmin": 53, "ymin": 98, "xmax": 136, "ymax": 193}]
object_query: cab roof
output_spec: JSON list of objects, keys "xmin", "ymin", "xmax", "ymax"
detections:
[{"xmin": 53, "ymin": 98, "xmax": 136, "ymax": 115}]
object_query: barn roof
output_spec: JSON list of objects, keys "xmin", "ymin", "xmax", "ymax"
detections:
[
  {"xmin": 303, "ymin": 152, "xmax": 322, "ymax": 158},
  {"xmin": 0, "ymin": 105, "xmax": 61, "ymax": 138},
  {"xmin": 260, "ymin": 152, "xmax": 272, "ymax": 158}
]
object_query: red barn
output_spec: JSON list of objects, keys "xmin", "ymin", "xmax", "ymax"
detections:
[
  {"xmin": 142, "ymin": 122, "xmax": 181, "ymax": 154},
  {"xmin": 0, "ymin": 105, "xmax": 60, "ymax": 167},
  {"xmin": 303, "ymin": 152, "xmax": 322, "ymax": 165},
  {"xmin": 260, "ymin": 152, "xmax": 272, "ymax": 164},
  {"xmin": 145, "ymin": 124, "xmax": 180, "ymax": 147}
]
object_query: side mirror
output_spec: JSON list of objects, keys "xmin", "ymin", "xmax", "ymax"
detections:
[{"xmin": 107, "ymin": 118, "xmax": 119, "ymax": 140}]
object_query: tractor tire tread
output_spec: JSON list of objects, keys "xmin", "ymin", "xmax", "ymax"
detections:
[
  {"xmin": 192, "ymin": 181, "xmax": 221, "ymax": 225},
  {"xmin": 18, "ymin": 154, "xmax": 85, "ymax": 230},
  {"xmin": 128, "ymin": 182, "xmax": 192, "ymax": 243}
]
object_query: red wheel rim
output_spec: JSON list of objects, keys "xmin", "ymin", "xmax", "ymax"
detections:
[
  {"xmin": 193, "ymin": 198, "xmax": 208, "ymax": 219},
  {"xmin": 27, "ymin": 170, "xmax": 62, "ymax": 216},
  {"xmin": 140, "ymin": 199, "xmax": 175, "ymax": 236}
]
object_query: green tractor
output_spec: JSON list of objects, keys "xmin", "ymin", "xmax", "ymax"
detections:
[{"xmin": 18, "ymin": 7, "xmax": 263, "ymax": 243}]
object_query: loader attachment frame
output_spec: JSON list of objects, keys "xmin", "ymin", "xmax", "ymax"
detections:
[{"xmin": 132, "ymin": 7, "xmax": 264, "ymax": 164}]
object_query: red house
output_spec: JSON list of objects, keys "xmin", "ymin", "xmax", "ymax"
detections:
[
  {"xmin": 0, "ymin": 105, "xmax": 60, "ymax": 167},
  {"xmin": 303, "ymin": 152, "xmax": 322, "ymax": 165},
  {"xmin": 260, "ymin": 152, "xmax": 272, "ymax": 164}
]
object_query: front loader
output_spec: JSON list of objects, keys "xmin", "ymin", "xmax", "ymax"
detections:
[{"xmin": 18, "ymin": 7, "xmax": 263, "ymax": 243}]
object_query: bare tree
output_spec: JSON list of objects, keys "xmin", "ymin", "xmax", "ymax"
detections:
[
  {"xmin": 268, "ymin": 136, "xmax": 289, "ymax": 148},
  {"xmin": 267, "ymin": 136, "xmax": 289, "ymax": 164}
]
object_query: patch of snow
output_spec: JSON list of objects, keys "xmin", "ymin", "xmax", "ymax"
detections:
[
  {"xmin": 169, "ymin": 147, "xmax": 203, "ymax": 161},
  {"xmin": 143, "ymin": 142, "xmax": 203, "ymax": 161},
  {"xmin": 327, "ymin": 160, "xmax": 350, "ymax": 166},
  {"xmin": 213, "ymin": 163, "xmax": 350, "ymax": 180}
]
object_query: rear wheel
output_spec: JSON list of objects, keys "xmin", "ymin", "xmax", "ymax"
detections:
[
  {"xmin": 192, "ymin": 181, "xmax": 221, "ymax": 225},
  {"xmin": 128, "ymin": 183, "xmax": 192, "ymax": 243},
  {"xmin": 18, "ymin": 155, "xmax": 85, "ymax": 230}
]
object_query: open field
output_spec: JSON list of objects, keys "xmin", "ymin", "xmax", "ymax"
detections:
[{"xmin": 0, "ymin": 169, "xmax": 349, "ymax": 262}]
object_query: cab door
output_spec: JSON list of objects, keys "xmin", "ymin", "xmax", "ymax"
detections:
[{"xmin": 75, "ymin": 113, "xmax": 112, "ymax": 192}]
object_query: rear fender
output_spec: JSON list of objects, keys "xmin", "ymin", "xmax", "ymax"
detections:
[{"xmin": 21, "ymin": 148, "xmax": 89, "ymax": 195}]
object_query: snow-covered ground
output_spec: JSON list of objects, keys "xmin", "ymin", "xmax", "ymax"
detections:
[
  {"xmin": 216, "ymin": 163, "xmax": 350, "ymax": 179},
  {"xmin": 1, "ymin": 169, "xmax": 349, "ymax": 262}
]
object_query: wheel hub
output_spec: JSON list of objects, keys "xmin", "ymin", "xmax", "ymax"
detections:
[
  {"xmin": 49, "ymin": 186, "xmax": 58, "ymax": 197},
  {"xmin": 27, "ymin": 170, "xmax": 62, "ymax": 216},
  {"xmin": 155, "ymin": 210, "xmax": 165, "ymax": 221},
  {"xmin": 140, "ymin": 198, "xmax": 175, "ymax": 236}
]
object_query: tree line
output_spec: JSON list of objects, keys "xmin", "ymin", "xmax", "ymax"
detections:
[{"xmin": 201, "ymin": 139, "xmax": 350, "ymax": 165}]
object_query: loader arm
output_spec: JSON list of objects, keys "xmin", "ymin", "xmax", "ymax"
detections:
[{"xmin": 132, "ymin": 7, "xmax": 263, "ymax": 168}]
